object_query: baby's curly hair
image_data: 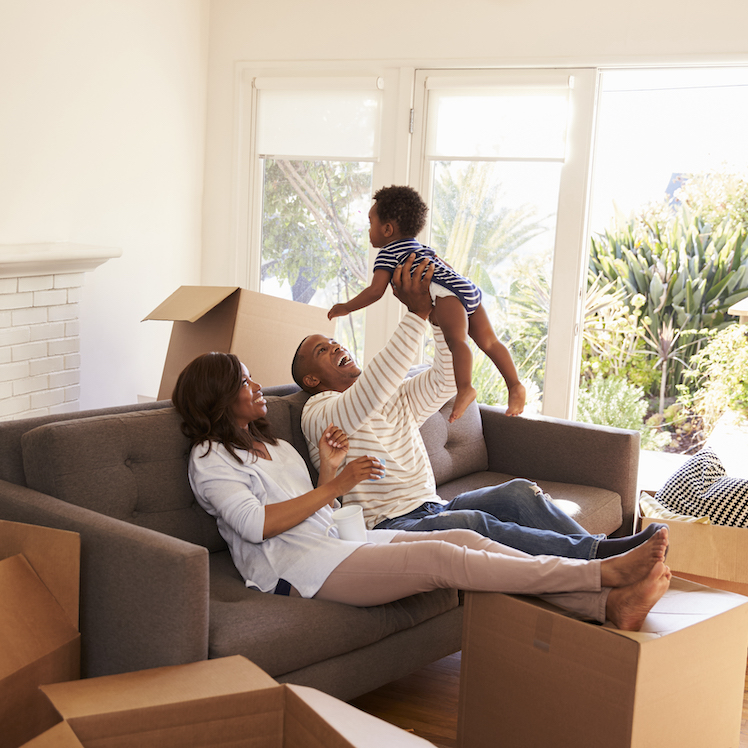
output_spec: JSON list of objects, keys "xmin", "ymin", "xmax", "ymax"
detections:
[{"xmin": 373, "ymin": 185, "xmax": 428, "ymax": 237}]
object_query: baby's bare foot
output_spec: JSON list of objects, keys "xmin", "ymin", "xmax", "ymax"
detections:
[
  {"xmin": 506, "ymin": 382, "xmax": 526, "ymax": 416},
  {"xmin": 449, "ymin": 386, "xmax": 477, "ymax": 423},
  {"xmin": 606, "ymin": 561, "xmax": 672, "ymax": 631},
  {"xmin": 600, "ymin": 527, "xmax": 669, "ymax": 588}
]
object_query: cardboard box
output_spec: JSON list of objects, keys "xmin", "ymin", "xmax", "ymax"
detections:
[
  {"xmin": 145, "ymin": 286, "xmax": 335, "ymax": 400},
  {"xmin": 0, "ymin": 520, "xmax": 80, "ymax": 748},
  {"xmin": 24, "ymin": 655, "xmax": 435, "ymax": 747},
  {"xmin": 457, "ymin": 578, "xmax": 748, "ymax": 748},
  {"xmin": 639, "ymin": 491, "xmax": 748, "ymax": 596}
]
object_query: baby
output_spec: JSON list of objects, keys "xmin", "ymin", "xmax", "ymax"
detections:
[{"xmin": 328, "ymin": 185, "xmax": 526, "ymax": 422}]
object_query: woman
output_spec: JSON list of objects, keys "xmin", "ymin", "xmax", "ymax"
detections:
[{"xmin": 172, "ymin": 352, "xmax": 671, "ymax": 631}]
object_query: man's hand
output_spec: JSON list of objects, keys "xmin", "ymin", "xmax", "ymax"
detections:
[{"xmin": 390, "ymin": 254, "xmax": 434, "ymax": 320}]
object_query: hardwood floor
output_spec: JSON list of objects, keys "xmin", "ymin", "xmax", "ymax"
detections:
[{"xmin": 351, "ymin": 652, "xmax": 748, "ymax": 748}]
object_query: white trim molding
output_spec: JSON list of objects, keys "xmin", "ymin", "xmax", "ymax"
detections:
[{"xmin": 0, "ymin": 243, "xmax": 122, "ymax": 279}]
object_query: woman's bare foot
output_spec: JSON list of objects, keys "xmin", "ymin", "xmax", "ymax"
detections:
[
  {"xmin": 449, "ymin": 386, "xmax": 477, "ymax": 423},
  {"xmin": 600, "ymin": 527, "xmax": 669, "ymax": 587},
  {"xmin": 606, "ymin": 561, "xmax": 672, "ymax": 631}
]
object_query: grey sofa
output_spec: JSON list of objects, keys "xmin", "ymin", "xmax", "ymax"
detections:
[{"xmin": 0, "ymin": 385, "xmax": 639, "ymax": 701}]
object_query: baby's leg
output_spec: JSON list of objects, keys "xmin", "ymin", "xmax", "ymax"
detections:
[
  {"xmin": 468, "ymin": 304, "xmax": 525, "ymax": 416},
  {"xmin": 432, "ymin": 295, "xmax": 476, "ymax": 422}
]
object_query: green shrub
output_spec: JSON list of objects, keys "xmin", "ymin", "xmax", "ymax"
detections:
[
  {"xmin": 576, "ymin": 376, "xmax": 671, "ymax": 450},
  {"xmin": 678, "ymin": 324, "xmax": 748, "ymax": 433},
  {"xmin": 587, "ymin": 171, "xmax": 748, "ymax": 412}
]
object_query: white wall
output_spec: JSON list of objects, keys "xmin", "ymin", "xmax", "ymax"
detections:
[
  {"xmin": 0, "ymin": 0, "xmax": 210, "ymax": 407},
  {"xmin": 202, "ymin": 0, "xmax": 748, "ymax": 287}
]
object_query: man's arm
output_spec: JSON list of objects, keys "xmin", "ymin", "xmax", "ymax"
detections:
[
  {"xmin": 401, "ymin": 323, "xmax": 458, "ymax": 426},
  {"xmin": 392, "ymin": 256, "xmax": 457, "ymax": 424},
  {"xmin": 302, "ymin": 255, "xmax": 435, "ymax": 445}
]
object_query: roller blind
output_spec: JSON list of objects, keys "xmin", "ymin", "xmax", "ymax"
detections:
[
  {"xmin": 254, "ymin": 77, "xmax": 383, "ymax": 160},
  {"xmin": 424, "ymin": 75, "xmax": 571, "ymax": 160}
]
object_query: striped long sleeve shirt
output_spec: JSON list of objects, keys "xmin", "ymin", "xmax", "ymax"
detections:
[{"xmin": 301, "ymin": 312, "xmax": 457, "ymax": 529}]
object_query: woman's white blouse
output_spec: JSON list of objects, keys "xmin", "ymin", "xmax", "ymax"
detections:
[{"xmin": 188, "ymin": 439, "xmax": 396, "ymax": 597}]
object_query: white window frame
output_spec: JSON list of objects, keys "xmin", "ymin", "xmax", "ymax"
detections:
[
  {"xmin": 232, "ymin": 64, "xmax": 416, "ymax": 364},
  {"xmin": 231, "ymin": 64, "xmax": 598, "ymax": 415},
  {"xmin": 408, "ymin": 68, "xmax": 598, "ymax": 418}
]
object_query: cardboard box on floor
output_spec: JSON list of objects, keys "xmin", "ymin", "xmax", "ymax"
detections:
[
  {"xmin": 638, "ymin": 490, "xmax": 748, "ymax": 596},
  {"xmin": 145, "ymin": 286, "xmax": 335, "ymax": 400},
  {"xmin": 23, "ymin": 655, "xmax": 435, "ymax": 748},
  {"xmin": 457, "ymin": 578, "xmax": 748, "ymax": 748},
  {"xmin": 0, "ymin": 520, "xmax": 80, "ymax": 748}
]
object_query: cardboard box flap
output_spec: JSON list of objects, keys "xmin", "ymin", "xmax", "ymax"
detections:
[
  {"xmin": 143, "ymin": 287, "xmax": 240, "ymax": 323},
  {"xmin": 40, "ymin": 656, "xmax": 277, "ymax": 720},
  {"xmin": 639, "ymin": 501, "xmax": 748, "ymax": 587},
  {"xmin": 65, "ymin": 689, "xmax": 284, "ymax": 747},
  {"xmin": 604, "ymin": 576, "xmax": 748, "ymax": 643},
  {"xmin": 0, "ymin": 554, "xmax": 80, "ymax": 680},
  {"xmin": 0, "ymin": 519, "xmax": 80, "ymax": 627},
  {"xmin": 285, "ymin": 685, "xmax": 436, "ymax": 747},
  {"xmin": 21, "ymin": 722, "xmax": 83, "ymax": 748},
  {"xmin": 674, "ymin": 523, "xmax": 748, "ymax": 581}
]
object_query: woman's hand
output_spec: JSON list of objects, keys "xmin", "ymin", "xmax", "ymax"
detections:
[
  {"xmin": 318, "ymin": 423, "xmax": 349, "ymax": 471},
  {"xmin": 335, "ymin": 455, "xmax": 384, "ymax": 494}
]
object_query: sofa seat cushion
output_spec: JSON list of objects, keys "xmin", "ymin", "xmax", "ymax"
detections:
[
  {"xmin": 436, "ymin": 470, "xmax": 622, "ymax": 537},
  {"xmin": 208, "ymin": 551, "xmax": 459, "ymax": 677},
  {"xmin": 21, "ymin": 408, "xmax": 226, "ymax": 551}
]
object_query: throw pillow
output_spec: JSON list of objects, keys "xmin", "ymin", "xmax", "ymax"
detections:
[{"xmin": 655, "ymin": 447, "xmax": 748, "ymax": 527}]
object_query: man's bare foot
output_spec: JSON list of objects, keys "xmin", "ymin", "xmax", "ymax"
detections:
[
  {"xmin": 449, "ymin": 386, "xmax": 477, "ymax": 423},
  {"xmin": 606, "ymin": 561, "xmax": 672, "ymax": 631},
  {"xmin": 505, "ymin": 382, "xmax": 526, "ymax": 416},
  {"xmin": 599, "ymin": 527, "xmax": 669, "ymax": 587}
]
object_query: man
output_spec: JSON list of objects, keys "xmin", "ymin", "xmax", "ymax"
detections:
[{"xmin": 293, "ymin": 254, "xmax": 660, "ymax": 559}]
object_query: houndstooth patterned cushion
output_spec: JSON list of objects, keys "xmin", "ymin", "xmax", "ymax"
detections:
[{"xmin": 655, "ymin": 447, "xmax": 748, "ymax": 526}]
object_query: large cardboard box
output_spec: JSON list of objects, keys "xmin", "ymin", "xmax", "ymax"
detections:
[
  {"xmin": 145, "ymin": 286, "xmax": 335, "ymax": 400},
  {"xmin": 23, "ymin": 655, "xmax": 435, "ymax": 747},
  {"xmin": 639, "ymin": 491, "xmax": 748, "ymax": 596},
  {"xmin": 0, "ymin": 520, "xmax": 80, "ymax": 748},
  {"xmin": 457, "ymin": 578, "xmax": 748, "ymax": 748}
]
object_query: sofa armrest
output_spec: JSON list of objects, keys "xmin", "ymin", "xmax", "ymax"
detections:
[
  {"xmin": 479, "ymin": 405, "xmax": 640, "ymax": 535},
  {"xmin": 0, "ymin": 480, "xmax": 209, "ymax": 677}
]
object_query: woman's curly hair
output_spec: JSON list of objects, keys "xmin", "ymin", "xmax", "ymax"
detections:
[
  {"xmin": 172, "ymin": 352, "xmax": 277, "ymax": 463},
  {"xmin": 373, "ymin": 185, "xmax": 428, "ymax": 237}
]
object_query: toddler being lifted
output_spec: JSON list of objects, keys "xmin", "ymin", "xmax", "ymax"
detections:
[{"xmin": 328, "ymin": 185, "xmax": 526, "ymax": 422}]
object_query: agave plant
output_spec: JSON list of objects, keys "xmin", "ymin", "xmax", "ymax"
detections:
[{"xmin": 588, "ymin": 204, "xmax": 748, "ymax": 403}]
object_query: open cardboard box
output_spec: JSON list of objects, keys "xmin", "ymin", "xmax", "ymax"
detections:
[
  {"xmin": 23, "ymin": 655, "xmax": 435, "ymax": 747},
  {"xmin": 457, "ymin": 578, "xmax": 748, "ymax": 748},
  {"xmin": 145, "ymin": 286, "xmax": 335, "ymax": 400},
  {"xmin": 638, "ymin": 490, "xmax": 748, "ymax": 596},
  {"xmin": 0, "ymin": 519, "xmax": 80, "ymax": 748}
]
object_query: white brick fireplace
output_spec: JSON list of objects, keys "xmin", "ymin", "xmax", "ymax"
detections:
[{"xmin": 0, "ymin": 244, "xmax": 121, "ymax": 420}]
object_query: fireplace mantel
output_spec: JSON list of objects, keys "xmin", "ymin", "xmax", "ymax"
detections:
[{"xmin": 0, "ymin": 243, "xmax": 122, "ymax": 279}]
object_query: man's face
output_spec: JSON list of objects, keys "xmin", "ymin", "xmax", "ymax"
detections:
[{"xmin": 298, "ymin": 335, "xmax": 361, "ymax": 392}]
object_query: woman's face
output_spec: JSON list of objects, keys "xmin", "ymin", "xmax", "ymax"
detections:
[{"xmin": 231, "ymin": 364, "xmax": 267, "ymax": 429}]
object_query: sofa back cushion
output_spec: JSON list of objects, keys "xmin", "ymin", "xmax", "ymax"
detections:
[
  {"xmin": 420, "ymin": 398, "xmax": 488, "ymax": 486},
  {"xmin": 21, "ymin": 407, "xmax": 227, "ymax": 551}
]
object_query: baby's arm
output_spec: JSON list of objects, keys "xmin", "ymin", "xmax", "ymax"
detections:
[{"xmin": 328, "ymin": 269, "xmax": 392, "ymax": 319}]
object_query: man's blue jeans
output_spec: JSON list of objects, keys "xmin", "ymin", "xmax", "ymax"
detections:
[{"xmin": 373, "ymin": 479, "xmax": 603, "ymax": 559}]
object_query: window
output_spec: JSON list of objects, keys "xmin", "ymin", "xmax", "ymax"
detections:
[
  {"xmin": 242, "ymin": 76, "xmax": 385, "ymax": 360},
  {"xmin": 410, "ymin": 69, "xmax": 597, "ymax": 416}
]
